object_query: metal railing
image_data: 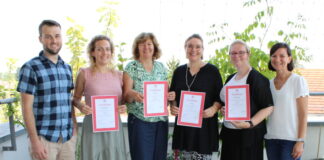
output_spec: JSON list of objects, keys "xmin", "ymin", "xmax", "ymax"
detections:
[
  {"xmin": 0, "ymin": 92, "xmax": 323, "ymax": 153},
  {"xmin": 310, "ymin": 92, "xmax": 324, "ymax": 96},
  {"xmin": 310, "ymin": 92, "xmax": 324, "ymax": 159},
  {"xmin": 0, "ymin": 97, "xmax": 17, "ymax": 151}
]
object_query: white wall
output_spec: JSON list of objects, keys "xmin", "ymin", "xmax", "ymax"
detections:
[
  {"xmin": 303, "ymin": 125, "xmax": 324, "ymax": 159},
  {"xmin": 0, "ymin": 133, "xmax": 31, "ymax": 160}
]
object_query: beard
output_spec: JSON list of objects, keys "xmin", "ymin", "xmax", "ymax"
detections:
[{"xmin": 44, "ymin": 45, "xmax": 61, "ymax": 55}]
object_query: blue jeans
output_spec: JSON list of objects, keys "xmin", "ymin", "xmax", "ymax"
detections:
[
  {"xmin": 128, "ymin": 114, "xmax": 168, "ymax": 160},
  {"xmin": 265, "ymin": 139, "xmax": 302, "ymax": 160}
]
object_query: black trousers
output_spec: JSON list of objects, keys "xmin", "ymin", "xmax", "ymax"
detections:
[{"xmin": 220, "ymin": 126, "xmax": 264, "ymax": 160}]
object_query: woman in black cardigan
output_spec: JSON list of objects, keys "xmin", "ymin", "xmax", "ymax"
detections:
[{"xmin": 219, "ymin": 40, "xmax": 274, "ymax": 160}]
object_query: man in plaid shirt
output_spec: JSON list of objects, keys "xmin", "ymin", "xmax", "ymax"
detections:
[{"xmin": 17, "ymin": 20, "xmax": 77, "ymax": 160}]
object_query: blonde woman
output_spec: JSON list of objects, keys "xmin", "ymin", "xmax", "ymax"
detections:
[
  {"xmin": 219, "ymin": 40, "xmax": 274, "ymax": 160},
  {"xmin": 73, "ymin": 35, "xmax": 127, "ymax": 160}
]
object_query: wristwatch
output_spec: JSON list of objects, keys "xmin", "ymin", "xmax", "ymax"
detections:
[
  {"xmin": 296, "ymin": 138, "xmax": 305, "ymax": 143},
  {"xmin": 247, "ymin": 121, "xmax": 254, "ymax": 128}
]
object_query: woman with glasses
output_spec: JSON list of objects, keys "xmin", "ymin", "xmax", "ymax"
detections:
[
  {"xmin": 219, "ymin": 40, "xmax": 274, "ymax": 160},
  {"xmin": 170, "ymin": 34, "xmax": 223, "ymax": 159},
  {"xmin": 265, "ymin": 42, "xmax": 309, "ymax": 160}
]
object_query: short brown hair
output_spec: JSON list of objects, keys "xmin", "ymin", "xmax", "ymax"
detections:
[
  {"xmin": 132, "ymin": 32, "xmax": 161, "ymax": 60},
  {"xmin": 38, "ymin": 20, "xmax": 61, "ymax": 36}
]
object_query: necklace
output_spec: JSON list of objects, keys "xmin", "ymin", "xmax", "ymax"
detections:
[{"xmin": 185, "ymin": 65, "xmax": 199, "ymax": 91}]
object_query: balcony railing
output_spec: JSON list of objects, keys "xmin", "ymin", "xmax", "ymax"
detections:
[
  {"xmin": 0, "ymin": 97, "xmax": 17, "ymax": 151},
  {"xmin": 0, "ymin": 92, "xmax": 324, "ymax": 154}
]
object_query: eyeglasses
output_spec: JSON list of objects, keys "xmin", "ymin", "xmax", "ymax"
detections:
[{"xmin": 229, "ymin": 51, "xmax": 247, "ymax": 56}]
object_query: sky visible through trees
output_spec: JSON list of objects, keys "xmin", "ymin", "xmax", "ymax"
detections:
[{"xmin": 0, "ymin": 0, "xmax": 323, "ymax": 72}]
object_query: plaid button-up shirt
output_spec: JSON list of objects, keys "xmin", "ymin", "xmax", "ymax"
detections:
[{"xmin": 17, "ymin": 51, "xmax": 74, "ymax": 143}]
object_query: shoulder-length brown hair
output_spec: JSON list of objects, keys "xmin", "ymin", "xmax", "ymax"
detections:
[
  {"xmin": 268, "ymin": 42, "xmax": 294, "ymax": 71},
  {"xmin": 132, "ymin": 32, "xmax": 161, "ymax": 60}
]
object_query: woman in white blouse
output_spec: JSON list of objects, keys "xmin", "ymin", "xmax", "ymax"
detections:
[{"xmin": 265, "ymin": 42, "xmax": 309, "ymax": 160}]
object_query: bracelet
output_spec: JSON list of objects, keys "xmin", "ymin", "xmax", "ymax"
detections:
[
  {"xmin": 296, "ymin": 138, "xmax": 305, "ymax": 143},
  {"xmin": 247, "ymin": 121, "xmax": 254, "ymax": 128}
]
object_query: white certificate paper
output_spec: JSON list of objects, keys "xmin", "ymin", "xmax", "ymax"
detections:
[
  {"xmin": 143, "ymin": 81, "xmax": 168, "ymax": 117},
  {"xmin": 177, "ymin": 91, "xmax": 205, "ymax": 128},
  {"xmin": 91, "ymin": 95, "xmax": 119, "ymax": 132},
  {"xmin": 225, "ymin": 85, "xmax": 250, "ymax": 121}
]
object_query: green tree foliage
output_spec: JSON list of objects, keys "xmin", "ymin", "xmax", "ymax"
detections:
[
  {"xmin": 166, "ymin": 56, "xmax": 180, "ymax": 84},
  {"xmin": 65, "ymin": 18, "xmax": 88, "ymax": 160},
  {"xmin": 65, "ymin": 17, "xmax": 88, "ymax": 79},
  {"xmin": 5, "ymin": 58, "xmax": 18, "ymax": 80},
  {"xmin": 115, "ymin": 42, "xmax": 129, "ymax": 71},
  {"xmin": 66, "ymin": 1, "xmax": 130, "ymax": 73},
  {"xmin": 207, "ymin": 0, "xmax": 311, "ymax": 81},
  {"xmin": 97, "ymin": 1, "xmax": 120, "ymax": 38},
  {"xmin": 0, "ymin": 58, "xmax": 23, "ymax": 126},
  {"xmin": 97, "ymin": 1, "xmax": 130, "ymax": 71}
]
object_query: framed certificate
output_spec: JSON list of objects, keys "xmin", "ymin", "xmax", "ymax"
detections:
[
  {"xmin": 225, "ymin": 85, "xmax": 251, "ymax": 121},
  {"xmin": 143, "ymin": 81, "xmax": 168, "ymax": 117},
  {"xmin": 91, "ymin": 95, "xmax": 119, "ymax": 132},
  {"xmin": 177, "ymin": 91, "xmax": 205, "ymax": 128}
]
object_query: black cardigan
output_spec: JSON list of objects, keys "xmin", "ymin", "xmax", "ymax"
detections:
[{"xmin": 220, "ymin": 68, "xmax": 274, "ymax": 147}]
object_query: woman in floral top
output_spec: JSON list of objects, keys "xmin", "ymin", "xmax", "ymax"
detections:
[{"xmin": 123, "ymin": 32, "xmax": 175, "ymax": 160}]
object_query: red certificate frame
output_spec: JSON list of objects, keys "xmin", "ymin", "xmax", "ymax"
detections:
[
  {"xmin": 225, "ymin": 85, "xmax": 251, "ymax": 121},
  {"xmin": 177, "ymin": 91, "xmax": 205, "ymax": 128},
  {"xmin": 91, "ymin": 95, "xmax": 119, "ymax": 132},
  {"xmin": 143, "ymin": 81, "xmax": 168, "ymax": 117}
]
